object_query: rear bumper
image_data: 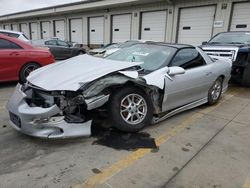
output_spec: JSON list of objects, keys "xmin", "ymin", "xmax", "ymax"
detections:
[{"xmin": 6, "ymin": 84, "xmax": 91, "ymax": 139}]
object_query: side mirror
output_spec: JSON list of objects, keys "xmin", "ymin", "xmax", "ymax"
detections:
[
  {"xmin": 168, "ymin": 66, "xmax": 185, "ymax": 76},
  {"xmin": 202, "ymin": 41, "xmax": 208, "ymax": 45}
]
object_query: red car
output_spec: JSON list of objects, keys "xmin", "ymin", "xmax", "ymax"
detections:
[{"xmin": 0, "ymin": 34, "xmax": 55, "ymax": 83}]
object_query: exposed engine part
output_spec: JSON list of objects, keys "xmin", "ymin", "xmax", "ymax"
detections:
[{"xmin": 82, "ymin": 74, "xmax": 163, "ymax": 114}]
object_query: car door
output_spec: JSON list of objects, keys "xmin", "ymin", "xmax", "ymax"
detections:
[
  {"xmin": 162, "ymin": 48, "xmax": 215, "ymax": 112},
  {"xmin": 45, "ymin": 40, "xmax": 61, "ymax": 59},
  {"xmin": 0, "ymin": 38, "xmax": 23, "ymax": 81},
  {"xmin": 56, "ymin": 40, "xmax": 73, "ymax": 59}
]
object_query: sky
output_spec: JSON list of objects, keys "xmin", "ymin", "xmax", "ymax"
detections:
[{"xmin": 0, "ymin": 0, "xmax": 81, "ymax": 16}]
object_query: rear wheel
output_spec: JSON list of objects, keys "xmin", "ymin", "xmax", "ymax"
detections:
[
  {"xmin": 208, "ymin": 77, "xmax": 223, "ymax": 105},
  {"xmin": 109, "ymin": 87, "xmax": 153, "ymax": 132},
  {"xmin": 19, "ymin": 63, "xmax": 40, "ymax": 83},
  {"xmin": 78, "ymin": 50, "xmax": 85, "ymax": 55}
]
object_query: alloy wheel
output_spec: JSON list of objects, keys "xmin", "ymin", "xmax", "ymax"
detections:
[
  {"xmin": 211, "ymin": 80, "xmax": 222, "ymax": 101},
  {"xmin": 23, "ymin": 64, "xmax": 38, "ymax": 78},
  {"xmin": 120, "ymin": 94, "xmax": 147, "ymax": 125}
]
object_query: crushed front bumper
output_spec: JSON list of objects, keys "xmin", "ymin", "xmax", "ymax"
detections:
[{"xmin": 6, "ymin": 84, "xmax": 91, "ymax": 139}]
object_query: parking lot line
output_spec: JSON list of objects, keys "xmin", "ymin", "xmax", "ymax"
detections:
[{"xmin": 73, "ymin": 93, "xmax": 236, "ymax": 188}]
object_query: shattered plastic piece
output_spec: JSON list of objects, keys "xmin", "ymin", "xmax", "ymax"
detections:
[
  {"xmin": 119, "ymin": 71, "xmax": 139, "ymax": 79},
  {"xmin": 143, "ymin": 67, "xmax": 169, "ymax": 89}
]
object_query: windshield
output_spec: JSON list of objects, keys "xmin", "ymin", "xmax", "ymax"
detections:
[
  {"xmin": 209, "ymin": 32, "xmax": 250, "ymax": 44},
  {"xmin": 106, "ymin": 44, "xmax": 176, "ymax": 71},
  {"xmin": 57, "ymin": 40, "xmax": 69, "ymax": 47}
]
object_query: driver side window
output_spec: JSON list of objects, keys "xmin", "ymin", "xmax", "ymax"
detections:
[
  {"xmin": 171, "ymin": 48, "xmax": 206, "ymax": 69},
  {"xmin": 45, "ymin": 40, "xmax": 57, "ymax": 46},
  {"xmin": 57, "ymin": 40, "xmax": 68, "ymax": 47}
]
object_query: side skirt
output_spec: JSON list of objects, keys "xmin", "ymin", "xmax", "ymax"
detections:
[{"xmin": 152, "ymin": 97, "xmax": 208, "ymax": 124}]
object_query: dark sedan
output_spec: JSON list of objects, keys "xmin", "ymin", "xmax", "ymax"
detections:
[{"xmin": 31, "ymin": 39, "xmax": 86, "ymax": 60}]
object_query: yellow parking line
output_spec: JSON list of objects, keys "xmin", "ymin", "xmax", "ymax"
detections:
[
  {"xmin": 243, "ymin": 178, "xmax": 250, "ymax": 188},
  {"xmin": 74, "ymin": 93, "xmax": 236, "ymax": 188}
]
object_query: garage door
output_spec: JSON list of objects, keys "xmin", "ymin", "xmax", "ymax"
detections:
[
  {"xmin": 11, "ymin": 24, "xmax": 18, "ymax": 31},
  {"xmin": 112, "ymin": 14, "xmax": 131, "ymax": 43},
  {"xmin": 230, "ymin": 2, "xmax": 250, "ymax": 31},
  {"xmin": 41, "ymin": 21, "xmax": 51, "ymax": 39},
  {"xmin": 30, "ymin": 22, "xmax": 39, "ymax": 40},
  {"xmin": 89, "ymin": 17, "xmax": 104, "ymax": 45},
  {"xmin": 4, "ymin": 24, "xmax": 10, "ymax": 30},
  {"xmin": 20, "ymin": 23, "xmax": 29, "ymax": 38},
  {"xmin": 54, "ymin": 20, "xmax": 65, "ymax": 40},
  {"xmin": 177, "ymin": 6, "xmax": 216, "ymax": 46},
  {"xmin": 140, "ymin": 11, "xmax": 167, "ymax": 42},
  {"xmin": 70, "ymin": 18, "xmax": 83, "ymax": 43}
]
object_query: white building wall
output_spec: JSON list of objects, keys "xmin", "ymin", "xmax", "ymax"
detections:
[{"xmin": 0, "ymin": 0, "xmax": 249, "ymax": 46}]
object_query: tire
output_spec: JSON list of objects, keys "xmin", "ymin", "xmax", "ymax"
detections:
[
  {"xmin": 109, "ymin": 86, "xmax": 153, "ymax": 132},
  {"xmin": 208, "ymin": 77, "xmax": 223, "ymax": 105},
  {"xmin": 78, "ymin": 50, "xmax": 85, "ymax": 55},
  {"xmin": 19, "ymin": 63, "xmax": 40, "ymax": 84}
]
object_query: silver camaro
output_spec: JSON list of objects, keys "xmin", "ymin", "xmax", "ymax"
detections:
[{"xmin": 6, "ymin": 43, "xmax": 231, "ymax": 138}]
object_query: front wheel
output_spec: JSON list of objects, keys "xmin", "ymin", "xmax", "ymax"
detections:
[
  {"xmin": 208, "ymin": 77, "xmax": 223, "ymax": 105},
  {"xmin": 19, "ymin": 63, "xmax": 40, "ymax": 84},
  {"xmin": 109, "ymin": 87, "xmax": 153, "ymax": 132}
]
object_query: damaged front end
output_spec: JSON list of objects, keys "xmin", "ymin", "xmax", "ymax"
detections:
[
  {"xmin": 6, "ymin": 69, "xmax": 165, "ymax": 139},
  {"xmin": 6, "ymin": 83, "xmax": 109, "ymax": 139}
]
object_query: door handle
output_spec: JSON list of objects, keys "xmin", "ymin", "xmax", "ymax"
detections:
[{"xmin": 9, "ymin": 52, "xmax": 20, "ymax": 56}]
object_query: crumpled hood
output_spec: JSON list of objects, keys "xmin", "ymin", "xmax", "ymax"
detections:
[{"xmin": 27, "ymin": 54, "xmax": 142, "ymax": 91}]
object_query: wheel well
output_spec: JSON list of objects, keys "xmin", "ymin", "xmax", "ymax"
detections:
[
  {"xmin": 107, "ymin": 81, "xmax": 161, "ymax": 114},
  {"xmin": 218, "ymin": 75, "xmax": 225, "ymax": 82},
  {"xmin": 19, "ymin": 62, "xmax": 41, "ymax": 77}
]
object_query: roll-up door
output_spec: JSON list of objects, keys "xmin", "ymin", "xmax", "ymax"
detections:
[
  {"xmin": 20, "ymin": 23, "xmax": 29, "ymax": 38},
  {"xmin": 141, "ymin": 11, "xmax": 167, "ymax": 42},
  {"xmin": 4, "ymin": 24, "xmax": 10, "ymax": 30},
  {"xmin": 54, "ymin": 20, "xmax": 65, "ymax": 40},
  {"xmin": 30, "ymin": 22, "xmax": 39, "ymax": 40},
  {"xmin": 230, "ymin": 2, "xmax": 250, "ymax": 31},
  {"xmin": 177, "ymin": 6, "xmax": 216, "ymax": 46},
  {"xmin": 11, "ymin": 24, "xmax": 18, "ymax": 31},
  {"xmin": 41, "ymin": 21, "xmax": 51, "ymax": 39},
  {"xmin": 70, "ymin": 18, "xmax": 83, "ymax": 43},
  {"xmin": 89, "ymin": 16, "xmax": 104, "ymax": 45},
  {"xmin": 112, "ymin": 14, "xmax": 131, "ymax": 43}
]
